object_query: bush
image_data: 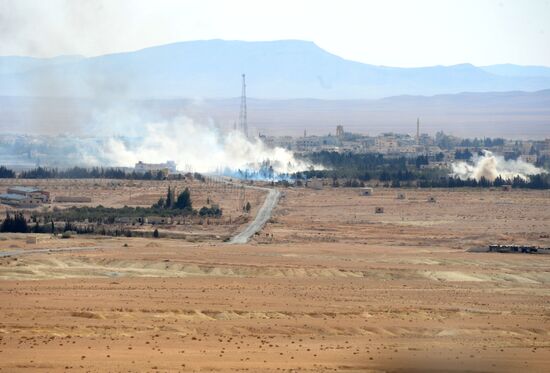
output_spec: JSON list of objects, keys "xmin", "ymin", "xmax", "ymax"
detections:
[{"xmin": 199, "ymin": 206, "xmax": 222, "ymax": 217}]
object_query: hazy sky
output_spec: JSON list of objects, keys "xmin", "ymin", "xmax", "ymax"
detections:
[{"xmin": 1, "ymin": 0, "xmax": 549, "ymax": 67}]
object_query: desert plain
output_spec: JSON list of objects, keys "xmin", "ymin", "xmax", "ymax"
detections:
[{"xmin": 0, "ymin": 182, "xmax": 549, "ymax": 372}]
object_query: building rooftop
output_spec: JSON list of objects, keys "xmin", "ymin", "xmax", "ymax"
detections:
[
  {"xmin": 0, "ymin": 193, "xmax": 27, "ymax": 200},
  {"xmin": 8, "ymin": 186, "xmax": 43, "ymax": 193}
]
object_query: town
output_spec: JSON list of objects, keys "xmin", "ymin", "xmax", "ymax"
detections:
[
  {"xmin": 1, "ymin": 125, "xmax": 549, "ymax": 173},
  {"xmin": 262, "ymin": 123, "xmax": 549, "ymax": 165}
]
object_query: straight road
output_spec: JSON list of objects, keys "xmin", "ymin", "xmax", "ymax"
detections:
[{"xmin": 229, "ymin": 186, "xmax": 280, "ymax": 244}]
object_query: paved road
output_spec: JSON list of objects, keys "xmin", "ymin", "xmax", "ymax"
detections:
[{"xmin": 229, "ymin": 186, "xmax": 281, "ymax": 244}]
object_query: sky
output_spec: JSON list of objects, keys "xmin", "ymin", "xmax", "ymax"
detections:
[{"xmin": 0, "ymin": 0, "xmax": 549, "ymax": 67}]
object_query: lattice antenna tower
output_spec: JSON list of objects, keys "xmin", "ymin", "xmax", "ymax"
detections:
[{"xmin": 239, "ymin": 74, "xmax": 248, "ymax": 138}]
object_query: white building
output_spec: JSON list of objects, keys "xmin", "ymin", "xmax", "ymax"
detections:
[{"xmin": 135, "ymin": 161, "xmax": 177, "ymax": 174}]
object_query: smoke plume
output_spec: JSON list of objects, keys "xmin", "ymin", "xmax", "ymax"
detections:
[
  {"xmin": 451, "ymin": 150, "xmax": 544, "ymax": 181},
  {"xmin": 84, "ymin": 116, "xmax": 314, "ymax": 176}
]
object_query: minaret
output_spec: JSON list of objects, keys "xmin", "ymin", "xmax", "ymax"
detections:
[{"xmin": 416, "ymin": 118, "xmax": 420, "ymax": 145}]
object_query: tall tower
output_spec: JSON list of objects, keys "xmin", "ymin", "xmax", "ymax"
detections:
[
  {"xmin": 416, "ymin": 118, "xmax": 420, "ymax": 145},
  {"xmin": 239, "ymin": 74, "xmax": 248, "ymax": 138}
]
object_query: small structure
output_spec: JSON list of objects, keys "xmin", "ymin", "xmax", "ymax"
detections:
[
  {"xmin": 26, "ymin": 237, "xmax": 38, "ymax": 244},
  {"xmin": 146, "ymin": 216, "xmax": 172, "ymax": 225},
  {"xmin": 114, "ymin": 217, "xmax": 135, "ymax": 224},
  {"xmin": 307, "ymin": 178, "xmax": 324, "ymax": 190},
  {"xmin": 427, "ymin": 196, "xmax": 437, "ymax": 203},
  {"xmin": 502, "ymin": 185, "xmax": 512, "ymax": 192},
  {"xmin": 396, "ymin": 193, "xmax": 406, "ymax": 199},
  {"xmin": 361, "ymin": 187, "xmax": 374, "ymax": 196},
  {"xmin": 375, "ymin": 207, "xmax": 384, "ymax": 213}
]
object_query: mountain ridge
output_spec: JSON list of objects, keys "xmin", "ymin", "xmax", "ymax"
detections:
[{"xmin": 1, "ymin": 39, "xmax": 550, "ymax": 99}]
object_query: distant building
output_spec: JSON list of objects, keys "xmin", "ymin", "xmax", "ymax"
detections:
[
  {"xmin": 520, "ymin": 154, "xmax": 537, "ymax": 164},
  {"xmin": 135, "ymin": 160, "xmax": 177, "ymax": 174},
  {"xmin": 296, "ymin": 136, "xmax": 322, "ymax": 151},
  {"xmin": 0, "ymin": 186, "xmax": 50, "ymax": 208},
  {"xmin": 336, "ymin": 125, "xmax": 344, "ymax": 138},
  {"xmin": 374, "ymin": 136, "xmax": 399, "ymax": 154}
]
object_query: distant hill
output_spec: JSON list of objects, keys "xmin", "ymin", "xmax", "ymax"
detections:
[
  {"xmin": 1, "ymin": 40, "xmax": 550, "ymax": 99},
  {"xmin": 480, "ymin": 64, "xmax": 550, "ymax": 78},
  {"xmin": 1, "ymin": 89, "xmax": 549, "ymax": 138}
]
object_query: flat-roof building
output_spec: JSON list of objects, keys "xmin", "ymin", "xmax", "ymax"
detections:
[
  {"xmin": 135, "ymin": 161, "xmax": 177, "ymax": 175},
  {"xmin": 0, "ymin": 186, "xmax": 50, "ymax": 207}
]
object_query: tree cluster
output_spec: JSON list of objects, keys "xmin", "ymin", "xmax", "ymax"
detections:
[
  {"xmin": 0, "ymin": 166, "xmax": 15, "ymax": 178},
  {"xmin": 296, "ymin": 151, "xmax": 549, "ymax": 189},
  {"xmin": 0, "ymin": 212, "xmax": 28, "ymax": 233},
  {"xmin": 199, "ymin": 206, "xmax": 222, "ymax": 217},
  {"xmin": 153, "ymin": 186, "xmax": 193, "ymax": 211},
  {"xmin": 0, "ymin": 165, "xmax": 203, "ymax": 181}
]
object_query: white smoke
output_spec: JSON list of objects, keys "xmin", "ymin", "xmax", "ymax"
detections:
[
  {"xmin": 451, "ymin": 150, "xmax": 544, "ymax": 181},
  {"xmin": 86, "ymin": 116, "xmax": 314, "ymax": 175}
]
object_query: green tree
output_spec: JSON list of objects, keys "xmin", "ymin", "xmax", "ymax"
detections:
[
  {"xmin": 153, "ymin": 197, "xmax": 165, "ymax": 209},
  {"xmin": 174, "ymin": 188, "xmax": 192, "ymax": 210},
  {"xmin": 165, "ymin": 186, "xmax": 174, "ymax": 209}
]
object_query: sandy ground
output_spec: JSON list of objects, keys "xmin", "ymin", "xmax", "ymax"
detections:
[{"xmin": 0, "ymin": 187, "xmax": 549, "ymax": 372}]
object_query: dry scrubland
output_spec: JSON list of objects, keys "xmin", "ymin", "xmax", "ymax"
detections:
[
  {"xmin": 0, "ymin": 185, "xmax": 549, "ymax": 372},
  {"xmin": 0, "ymin": 178, "xmax": 265, "ymax": 241}
]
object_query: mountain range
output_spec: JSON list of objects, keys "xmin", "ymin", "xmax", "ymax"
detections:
[{"xmin": 1, "ymin": 39, "xmax": 550, "ymax": 99}]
